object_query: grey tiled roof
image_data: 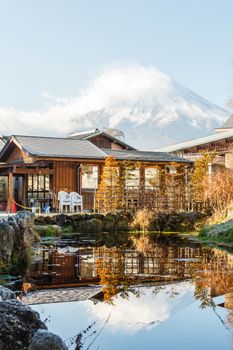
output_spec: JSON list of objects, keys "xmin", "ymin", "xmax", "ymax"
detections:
[
  {"xmin": 69, "ymin": 129, "xmax": 100, "ymax": 140},
  {"xmin": 102, "ymin": 149, "xmax": 192, "ymax": 164},
  {"xmin": 0, "ymin": 139, "xmax": 5, "ymax": 152},
  {"xmin": 12, "ymin": 135, "xmax": 106, "ymax": 159},
  {"xmin": 69, "ymin": 129, "xmax": 137, "ymax": 150},
  {"xmin": 155, "ymin": 129, "xmax": 233, "ymax": 153},
  {"xmin": 0, "ymin": 135, "xmax": 191, "ymax": 164}
]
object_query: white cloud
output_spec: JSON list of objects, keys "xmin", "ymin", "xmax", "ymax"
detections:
[
  {"xmin": 0, "ymin": 63, "xmax": 227, "ymax": 149},
  {"xmin": 84, "ymin": 283, "xmax": 193, "ymax": 333},
  {"xmin": 0, "ymin": 64, "xmax": 172, "ymax": 136}
]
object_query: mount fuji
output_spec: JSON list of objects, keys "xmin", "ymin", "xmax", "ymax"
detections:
[
  {"xmin": 0, "ymin": 64, "xmax": 229, "ymax": 149},
  {"xmin": 70, "ymin": 65, "xmax": 229, "ymax": 150}
]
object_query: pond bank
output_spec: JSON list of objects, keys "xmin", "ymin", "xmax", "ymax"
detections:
[
  {"xmin": 199, "ymin": 219, "xmax": 233, "ymax": 245},
  {"xmin": 0, "ymin": 212, "xmax": 35, "ymax": 275},
  {"xmin": 34, "ymin": 211, "xmax": 205, "ymax": 235}
]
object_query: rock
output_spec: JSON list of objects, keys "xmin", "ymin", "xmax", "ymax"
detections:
[
  {"xmin": 29, "ymin": 329, "xmax": 68, "ymax": 350},
  {"xmin": 77, "ymin": 218, "xmax": 104, "ymax": 233},
  {"xmin": 0, "ymin": 287, "xmax": 16, "ymax": 301},
  {"xmin": 0, "ymin": 221, "xmax": 15, "ymax": 262},
  {"xmin": 0, "ymin": 300, "xmax": 47, "ymax": 350},
  {"xmin": 150, "ymin": 212, "xmax": 206, "ymax": 232}
]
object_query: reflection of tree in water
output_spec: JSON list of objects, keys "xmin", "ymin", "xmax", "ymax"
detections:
[
  {"xmin": 194, "ymin": 248, "xmax": 233, "ymax": 302},
  {"xmin": 194, "ymin": 248, "xmax": 233, "ymax": 336},
  {"xmin": 96, "ymin": 237, "xmax": 233, "ymax": 312},
  {"xmin": 96, "ymin": 247, "xmax": 132, "ymax": 303},
  {"xmin": 95, "ymin": 234, "xmax": 206, "ymax": 302}
]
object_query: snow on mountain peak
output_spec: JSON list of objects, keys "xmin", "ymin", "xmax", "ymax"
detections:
[
  {"xmin": 70, "ymin": 64, "xmax": 228, "ymax": 149},
  {"xmin": 0, "ymin": 64, "xmax": 229, "ymax": 149}
]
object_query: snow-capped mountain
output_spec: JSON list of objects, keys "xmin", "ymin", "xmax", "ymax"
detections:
[
  {"xmin": 70, "ymin": 66, "xmax": 229, "ymax": 150},
  {"xmin": 0, "ymin": 64, "xmax": 229, "ymax": 148}
]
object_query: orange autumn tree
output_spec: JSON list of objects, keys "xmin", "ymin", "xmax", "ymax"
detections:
[
  {"xmin": 95, "ymin": 247, "xmax": 132, "ymax": 302},
  {"xmin": 95, "ymin": 155, "xmax": 123, "ymax": 213},
  {"xmin": 191, "ymin": 151, "xmax": 215, "ymax": 201}
]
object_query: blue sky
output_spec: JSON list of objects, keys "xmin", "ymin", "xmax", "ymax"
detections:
[{"xmin": 0, "ymin": 0, "xmax": 232, "ymax": 110}]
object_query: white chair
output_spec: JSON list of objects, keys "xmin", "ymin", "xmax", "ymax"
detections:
[
  {"xmin": 58, "ymin": 191, "xmax": 71, "ymax": 213},
  {"xmin": 70, "ymin": 192, "xmax": 83, "ymax": 213}
]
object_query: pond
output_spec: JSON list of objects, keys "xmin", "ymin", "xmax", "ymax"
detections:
[{"xmin": 8, "ymin": 233, "xmax": 233, "ymax": 349}]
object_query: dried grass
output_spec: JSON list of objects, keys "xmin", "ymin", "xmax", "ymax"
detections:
[
  {"xmin": 130, "ymin": 209, "xmax": 154, "ymax": 232},
  {"xmin": 131, "ymin": 235, "xmax": 154, "ymax": 254},
  {"xmin": 203, "ymin": 169, "xmax": 233, "ymax": 224}
]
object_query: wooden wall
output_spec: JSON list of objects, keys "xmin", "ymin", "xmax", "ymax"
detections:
[
  {"xmin": 91, "ymin": 135, "xmax": 126, "ymax": 150},
  {"xmin": 7, "ymin": 147, "xmax": 33, "ymax": 164},
  {"xmin": 54, "ymin": 161, "xmax": 78, "ymax": 193}
]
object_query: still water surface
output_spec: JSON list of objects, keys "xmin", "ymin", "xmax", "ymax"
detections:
[{"xmin": 29, "ymin": 233, "xmax": 233, "ymax": 350}]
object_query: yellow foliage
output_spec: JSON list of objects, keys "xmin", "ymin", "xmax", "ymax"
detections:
[{"xmin": 191, "ymin": 151, "xmax": 215, "ymax": 201}]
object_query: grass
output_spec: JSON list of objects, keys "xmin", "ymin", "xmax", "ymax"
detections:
[{"xmin": 35, "ymin": 225, "xmax": 61, "ymax": 237}]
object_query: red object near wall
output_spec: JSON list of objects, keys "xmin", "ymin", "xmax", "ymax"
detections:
[{"xmin": 11, "ymin": 201, "xmax": 17, "ymax": 213}]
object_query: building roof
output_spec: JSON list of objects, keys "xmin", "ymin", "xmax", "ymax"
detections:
[
  {"xmin": 219, "ymin": 113, "xmax": 233, "ymax": 129},
  {"xmin": 0, "ymin": 135, "xmax": 106, "ymax": 160},
  {"xmin": 0, "ymin": 135, "xmax": 191, "ymax": 164},
  {"xmin": 102, "ymin": 149, "xmax": 192, "ymax": 164},
  {"xmin": 0, "ymin": 139, "xmax": 5, "ymax": 152},
  {"xmin": 69, "ymin": 128, "xmax": 100, "ymax": 139},
  {"xmin": 155, "ymin": 129, "xmax": 233, "ymax": 153},
  {"xmin": 0, "ymin": 135, "xmax": 9, "ymax": 152},
  {"xmin": 69, "ymin": 128, "xmax": 137, "ymax": 150}
]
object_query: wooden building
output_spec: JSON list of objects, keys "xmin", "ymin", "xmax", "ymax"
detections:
[
  {"xmin": 69, "ymin": 128, "xmax": 136, "ymax": 150},
  {"xmin": 0, "ymin": 133, "xmax": 192, "ymax": 213},
  {"xmin": 156, "ymin": 114, "xmax": 233, "ymax": 172}
]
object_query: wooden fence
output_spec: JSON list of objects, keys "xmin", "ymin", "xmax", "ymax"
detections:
[{"xmin": 95, "ymin": 184, "xmax": 195, "ymax": 214}]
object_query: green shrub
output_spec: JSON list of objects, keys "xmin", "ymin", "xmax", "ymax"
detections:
[
  {"xmin": 77, "ymin": 219, "xmax": 104, "ymax": 233},
  {"xmin": 62, "ymin": 225, "xmax": 74, "ymax": 234},
  {"xmin": 35, "ymin": 225, "xmax": 61, "ymax": 237}
]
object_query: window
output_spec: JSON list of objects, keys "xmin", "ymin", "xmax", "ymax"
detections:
[
  {"xmin": 82, "ymin": 166, "xmax": 98, "ymax": 189},
  {"xmin": 145, "ymin": 168, "xmax": 160, "ymax": 187},
  {"xmin": 0, "ymin": 176, "xmax": 8, "ymax": 202},
  {"xmin": 125, "ymin": 168, "xmax": 140, "ymax": 187},
  {"xmin": 165, "ymin": 166, "xmax": 177, "ymax": 174},
  {"xmin": 27, "ymin": 175, "xmax": 50, "ymax": 200}
]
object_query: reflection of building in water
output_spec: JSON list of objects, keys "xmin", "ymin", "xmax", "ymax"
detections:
[
  {"xmin": 94, "ymin": 243, "xmax": 233, "ymax": 301},
  {"xmin": 28, "ymin": 242, "xmax": 233, "ymax": 304},
  {"xmin": 30, "ymin": 247, "xmax": 98, "ymax": 287},
  {"xmin": 194, "ymin": 248, "xmax": 233, "ymax": 313},
  {"xmin": 30, "ymin": 243, "xmax": 207, "ymax": 289},
  {"xmin": 94, "ymin": 245, "xmax": 204, "ymax": 281},
  {"xmin": 94, "ymin": 243, "xmax": 215, "ymax": 301}
]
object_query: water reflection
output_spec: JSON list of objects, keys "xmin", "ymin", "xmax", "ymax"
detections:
[
  {"xmin": 28, "ymin": 234, "xmax": 233, "ymax": 304},
  {"xmin": 84, "ymin": 282, "xmax": 193, "ymax": 332},
  {"xmin": 28, "ymin": 233, "xmax": 233, "ymax": 349}
]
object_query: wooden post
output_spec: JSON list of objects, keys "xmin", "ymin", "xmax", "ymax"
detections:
[
  {"xmin": 98, "ymin": 164, "xmax": 103, "ymax": 185},
  {"xmin": 8, "ymin": 171, "xmax": 13, "ymax": 211},
  {"xmin": 159, "ymin": 166, "xmax": 166, "ymax": 212},
  {"xmin": 139, "ymin": 167, "xmax": 145, "ymax": 209},
  {"xmin": 22, "ymin": 174, "xmax": 27, "ymax": 205}
]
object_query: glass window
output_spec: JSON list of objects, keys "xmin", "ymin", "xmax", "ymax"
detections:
[
  {"xmin": 125, "ymin": 168, "xmax": 140, "ymax": 187},
  {"xmin": 165, "ymin": 166, "xmax": 177, "ymax": 174},
  {"xmin": 0, "ymin": 176, "xmax": 8, "ymax": 201},
  {"xmin": 45, "ymin": 176, "xmax": 50, "ymax": 191},
  {"xmin": 82, "ymin": 166, "xmax": 98, "ymax": 189},
  {"xmin": 28, "ymin": 175, "xmax": 33, "ymax": 191},
  {"xmin": 33, "ymin": 176, "xmax": 38, "ymax": 191},
  {"xmin": 145, "ymin": 168, "xmax": 160, "ymax": 187},
  {"xmin": 38, "ymin": 176, "xmax": 44, "ymax": 191},
  {"xmin": 27, "ymin": 174, "xmax": 50, "ymax": 200}
]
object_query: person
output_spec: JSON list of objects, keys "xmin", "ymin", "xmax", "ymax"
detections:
[{"xmin": 42, "ymin": 202, "xmax": 50, "ymax": 213}]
